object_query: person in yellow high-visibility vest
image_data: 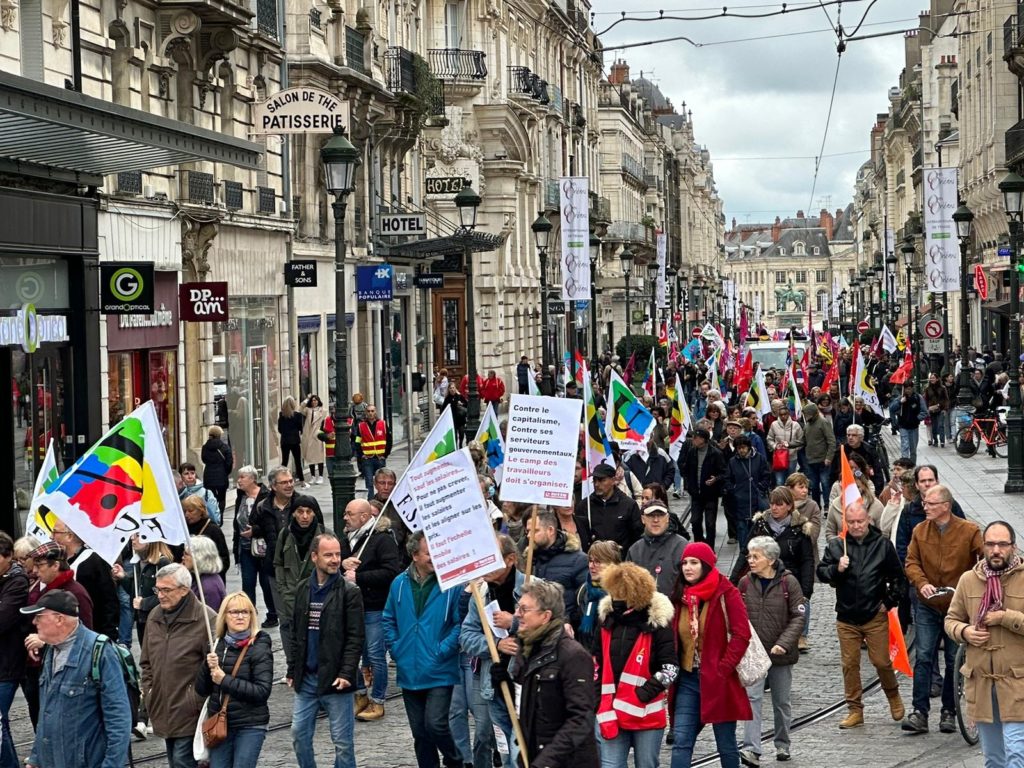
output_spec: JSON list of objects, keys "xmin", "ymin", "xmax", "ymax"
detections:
[{"xmin": 354, "ymin": 405, "xmax": 391, "ymax": 498}]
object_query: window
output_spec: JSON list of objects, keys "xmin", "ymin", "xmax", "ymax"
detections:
[
  {"xmin": 817, "ymin": 290, "xmax": 829, "ymax": 312},
  {"xmin": 795, "ymin": 270, "xmax": 807, "ymax": 284},
  {"xmin": 793, "ymin": 241, "xmax": 806, "ymax": 256},
  {"xmin": 815, "ymin": 269, "xmax": 827, "ymax": 283},
  {"xmin": 775, "ymin": 271, "xmax": 787, "ymax": 284},
  {"xmin": 778, "ymin": 247, "xmax": 786, "ymax": 256},
  {"xmin": 813, "ymin": 247, "xmax": 821, "ymax": 256}
]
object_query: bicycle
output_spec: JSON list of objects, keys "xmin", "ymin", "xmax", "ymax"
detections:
[
  {"xmin": 953, "ymin": 642, "xmax": 980, "ymax": 745},
  {"xmin": 864, "ymin": 423, "xmax": 891, "ymax": 483},
  {"xmin": 954, "ymin": 408, "xmax": 1007, "ymax": 458}
]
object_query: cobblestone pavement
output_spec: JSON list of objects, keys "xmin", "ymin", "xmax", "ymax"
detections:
[{"xmin": 11, "ymin": 429, "xmax": 1011, "ymax": 766}]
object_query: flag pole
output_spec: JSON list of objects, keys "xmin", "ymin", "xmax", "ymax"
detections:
[
  {"xmin": 523, "ymin": 510, "xmax": 538, "ymax": 586},
  {"xmin": 186, "ymin": 536, "xmax": 216, "ymax": 649}
]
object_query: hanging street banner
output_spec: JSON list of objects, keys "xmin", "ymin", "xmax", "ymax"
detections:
[
  {"xmin": 252, "ymin": 86, "xmax": 352, "ymax": 135},
  {"xmin": 922, "ymin": 167, "xmax": 959, "ymax": 292},
  {"xmin": 656, "ymin": 231, "xmax": 667, "ymax": 309},
  {"xmin": 501, "ymin": 394, "xmax": 582, "ymax": 505},
  {"xmin": 558, "ymin": 177, "xmax": 591, "ymax": 301},
  {"xmin": 356, "ymin": 264, "xmax": 394, "ymax": 301},
  {"xmin": 406, "ymin": 447, "xmax": 503, "ymax": 591}
]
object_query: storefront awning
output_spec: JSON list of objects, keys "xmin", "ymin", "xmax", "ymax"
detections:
[
  {"xmin": 381, "ymin": 230, "xmax": 506, "ymax": 258},
  {"xmin": 0, "ymin": 71, "xmax": 262, "ymax": 181}
]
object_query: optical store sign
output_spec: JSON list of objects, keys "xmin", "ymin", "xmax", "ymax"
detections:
[{"xmin": 0, "ymin": 304, "xmax": 68, "ymax": 352}]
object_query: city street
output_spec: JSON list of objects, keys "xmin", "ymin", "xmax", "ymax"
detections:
[{"xmin": 11, "ymin": 429, "xmax": 1012, "ymax": 767}]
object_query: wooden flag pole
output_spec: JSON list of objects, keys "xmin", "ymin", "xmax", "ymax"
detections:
[
  {"xmin": 523, "ymin": 511, "xmax": 538, "ymax": 586},
  {"xmin": 472, "ymin": 583, "xmax": 530, "ymax": 768}
]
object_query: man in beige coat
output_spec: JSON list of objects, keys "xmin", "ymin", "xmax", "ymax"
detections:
[{"xmin": 946, "ymin": 520, "xmax": 1024, "ymax": 766}]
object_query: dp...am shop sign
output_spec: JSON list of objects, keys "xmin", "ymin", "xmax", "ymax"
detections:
[
  {"xmin": 356, "ymin": 265, "xmax": 393, "ymax": 301},
  {"xmin": 99, "ymin": 263, "xmax": 155, "ymax": 314},
  {"xmin": 179, "ymin": 282, "xmax": 228, "ymax": 322}
]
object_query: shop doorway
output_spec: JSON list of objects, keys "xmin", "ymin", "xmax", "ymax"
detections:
[{"xmin": 247, "ymin": 345, "xmax": 270, "ymax": 474}]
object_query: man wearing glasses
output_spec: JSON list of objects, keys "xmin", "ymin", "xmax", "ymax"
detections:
[
  {"xmin": 902, "ymin": 485, "xmax": 983, "ymax": 735},
  {"xmin": 946, "ymin": 520, "xmax": 1024, "ymax": 766},
  {"xmin": 139, "ymin": 563, "xmax": 217, "ymax": 768}
]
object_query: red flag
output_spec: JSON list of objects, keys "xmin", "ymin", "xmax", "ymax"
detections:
[
  {"xmin": 658, "ymin": 322, "xmax": 669, "ymax": 348},
  {"xmin": 623, "ymin": 351, "xmax": 637, "ymax": 384},
  {"xmin": 848, "ymin": 340, "xmax": 860, "ymax": 395},
  {"xmin": 888, "ymin": 608, "xmax": 913, "ymax": 677},
  {"xmin": 889, "ymin": 348, "xmax": 914, "ymax": 385},
  {"xmin": 574, "ymin": 350, "xmax": 586, "ymax": 384},
  {"xmin": 735, "ymin": 351, "xmax": 754, "ymax": 395},
  {"xmin": 821, "ymin": 357, "xmax": 839, "ymax": 393},
  {"xmin": 798, "ymin": 346, "xmax": 811, "ymax": 395}
]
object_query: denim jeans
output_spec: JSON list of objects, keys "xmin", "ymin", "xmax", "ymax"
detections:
[
  {"xmin": 773, "ymin": 458, "xmax": 797, "ymax": 489},
  {"xmin": 802, "ymin": 600, "xmax": 812, "ymax": 638},
  {"xmin": 0, "ymin": 681, "xmax": 18, "ymax": 768},
  {"xmin": 928, "ymin": 412, "xmax": 947, "ymax": 445},
  {"xmin": 488, "ymin": 686, "xmax": 517, "ymax": 768},
  {"xmin": 911, "ymin": 602, "xmax": 957, "ymax": 717},
  {"xmin": 116, "ymin": 584, "xmax": 134, "ymax": 648},
  {"xmin": 742, "ymin": 665, "xmax": 792, "ymax": 756},
  {"xmin": 978, "ymin": 686, "xmax": 1024, "ymax": 768},
  {"xmin": 899, "ymin": 427, "xmax": 920, "ymax": 464},
  {"xmin": 239, "ymin": 546, "xmax": 277, "ymax": 621},
  {"xmin": 402, "ymin": 686, "xmax": 462, "ymax": 768},
  {"xmin": 358, "ymin": 610, "xmax": 388, "ymax": 703},
  {"xmin": 671, "ymin": 669, "xmax": 739, "ymax": 768},
  {"xmin": 291, "ymin": 675, "xmax": 356, "ymax": 768},
  {"xmin": 449, "ymin": 656, "xmax": 495, "ymax": 767},
  {"xmin": 165, "ymin": 736, "xmax": 197, "ymax": 768},
  {"xmin": 805, "ymin": 462, "xmax": 830, "ymax": 507},
  {"xmin": 209, "ymin": 726, "xmax": 267, "ymax": 768},
  {"xmin": 597, "ymin": 725, "xmax": 664, "ymax": 768},
  {"xmin": 361, "ymin": 457, "xmax": 386, "ymax": 497}
]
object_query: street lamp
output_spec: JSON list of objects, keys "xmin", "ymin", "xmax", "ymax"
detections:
[
  {"xmin": 885, "ymin": 253, "xmax": 898, "ymax": 327},
  {"xmin": 620, "ymin": 248, "xmax": 634, "ymax": 339},
  {"xmin": 589, "ymin": 234, "xmax": 601, "ymax": 365},
  {"xmin": 952, "ymin": 203, "xmax": 975, "ymax": 409},
  {"xmin": 680, "ymin": 273, "xmax": 690, "ymax": 326},
  {"xmin": 999, "ymin": 171, "xmax": 1024, "ymax": 493},
  {"xmin": 872, "ymin": 254, "xmax": 884, "ymax": 331},
  {"xmin": 838, "ymin": 290, "xmax": 847, "ymax": 331},
  {"xmin": 320, "ymin": 126, "xmax": 361, "ymax": 532},
  {"xmin": 646, "ymin": 261, "xmax": 660, "ymax": 335},
  {"xmin": 532, "ymin": 212, "xmax": 553, "ymax": 396},
  {"xmin": 455, "ymin": 183, "xmax": 482, "ymax": 442}
]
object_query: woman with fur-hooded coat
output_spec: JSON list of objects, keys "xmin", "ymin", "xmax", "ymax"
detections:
[
  {"xmin": 593, "ymin": 563, "xmax": 678, "ymax": 768},
  {"xmin": 731, "ymin": 488, "xmax": 815, "ymax": 601}
]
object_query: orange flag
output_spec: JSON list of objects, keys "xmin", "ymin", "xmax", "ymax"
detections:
[
  {"xmin": 888, "ymin": 607, "xmax": 913, "ymax": 677},
  {"xmin": 838, "ymin": 445, "xmax": 864, "ymax": 540}
]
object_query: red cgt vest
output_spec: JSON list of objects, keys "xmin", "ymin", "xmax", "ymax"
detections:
[
  {"xmin": 595, "ymin": 627, "xmax": 668, "ymax": 739},
  {"xmin": 358, "ymin": 420, "xmax": 387, "ymax": 457}
]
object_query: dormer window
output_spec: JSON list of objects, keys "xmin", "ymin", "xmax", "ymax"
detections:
[{"xmin": 793, "ymin": 241, "xmax": 806, "ymax": 256}]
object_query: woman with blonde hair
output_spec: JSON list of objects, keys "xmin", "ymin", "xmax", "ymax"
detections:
[
  {"xmin": 184, "ymin": 534, "xmax": 226, "ymax": 611},
  {"xmin": 195, "ymin": 592, "xmax": 274, "ymax": 767},
  {"xmin": 184, "ymin": 494, "xmax": 231, "ymax": 583},
  {"xmin": 576, "ymin": 540, "xmax": 622, "ymax": 651}
]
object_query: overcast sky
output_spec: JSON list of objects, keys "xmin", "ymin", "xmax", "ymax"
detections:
[{"xmin": 593, "ymin": 0, "xmax": 910, "ymax": 230}]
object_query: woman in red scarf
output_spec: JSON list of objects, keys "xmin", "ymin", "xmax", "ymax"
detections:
[{"xmin": 669, "ymin": 542, "xmax": 752, "ymax": 768}]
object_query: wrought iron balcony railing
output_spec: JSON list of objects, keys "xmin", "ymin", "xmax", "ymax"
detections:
[
  {"xmin": 506, "ymin": 65, "xmax": 548, "ymax": 104},
  {"xmin": 181, "ymin": 170, "xmax": 214, "ymax": 205},
  {"xmin": 384, "ymin": 47, "xmax": 446, "ymax": 115},
  {"xmin": 427, "ymin": 49, "xmax": 487, "ymax": 80}
]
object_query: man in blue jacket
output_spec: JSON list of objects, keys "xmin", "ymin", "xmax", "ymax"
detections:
[
  {"xmin": 22, "ymin": 589, "xmax": 131, "ymax": 768},
  {"xmin": 383, "ymin": 531, "xmax": 463, "ymax": 768}
]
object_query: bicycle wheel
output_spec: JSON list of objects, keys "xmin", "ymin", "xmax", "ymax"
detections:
[
  {"xmin": 954, "ymin": 643, "xmax": 979, "ymax": 746},
  {"xmin": 994, "ymin": 428, "xmax": 1008, "ymax": 459},
  {"xmin": 875, "ymin": 439, "xmax": 890, "ymax": 477},
  {"xmin": 955, "ymin": 425, "xmax": 979, "ymax": 457}
]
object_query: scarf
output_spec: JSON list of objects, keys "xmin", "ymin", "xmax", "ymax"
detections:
[
  {"xmin": 977, "ymin": 555, "xmax": 1022, "ymax": 628},
  {"xmin": 577, "ymin": 577, "xmax": 607, "ymax": 640},
  {"xmin": 225, "ymin": 629, "xmax": 252, "ymax": 648},
  {"xmin": 768, "ymin": 514, "xmax": 791, "ymax": 535},
  {"xmin": 682, "ymin": 569, "xmax": 722, "ymax": 666},
  {"xmin": 347, "ymin": 516, "xmax": 377, "ymax": 551},
  {"xmin": 290, "ymin": 520, "xmax": 318, "ymax": 562},
  {"xmin": 518, "ymin": 617, "xmax": 562, "ymax": 659}
]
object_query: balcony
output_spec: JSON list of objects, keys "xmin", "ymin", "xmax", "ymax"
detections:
[
  {"xmin": 621, "ymin": 154, "xmax": 645, "ymax": 185},
  {"xmin": 912, "ymin": 147, "xmax": 922, "ymax": 171},
  {"xmin": 1006, "ymin": 14, "xmax": 1016, "ymax": 55},
  {"xmin": 255, "ymin": 0, "xmax": 277, "ymax": 38},
  {"xmin": 308, "ymin": 7, "xmax": 321, "ymax": 29},
  {"xmin": 544, "ymin": 179, "xmax": 560, "ymax": 211},
  {"xmin": 345, "ymin": 26, "xmax": 366, "ymax": 73},
  {"xmin": 1006, "ymin": 118, "xmax": 1024, "ymax": 167},
  {"xmin": 506, "ymin": 66, "xmax": 549, "ymax": 104},
  {"xmin": 951, "ymin": 78, "xmax": 959, "ymax": 120},
  {"xmin": 895, "ymin": 169, "xmax": 905, "ymax": 188},
  {"xmin": 180, "ymin": 170, "xmax": 214, "ymax": 205},
  {"xmin": 548, "ymin": 85, "xmax": 563, "ymax": 116},
  {"xmin": 571, "ymin": 102, "xmax": 586, "ymax": 129},
  {"xmin": 384, "ymin": 46, "xmax": 446, "ymax": 115},
  {"xmin": 427, "ymin": 49, "xmax": 487, "ymax": 80},
  {"xmin": 606, "ymin": 221, "xmax": 650, "ymax": 244}
]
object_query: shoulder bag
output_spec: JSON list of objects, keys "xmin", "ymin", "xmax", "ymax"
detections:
[
  {"xmin": 202, "ymin": 642, "xmax": 251, "ymax": 749},
  {"xmin": 719, "ymin": 594, "xmax": 771, "ymax": 688}
]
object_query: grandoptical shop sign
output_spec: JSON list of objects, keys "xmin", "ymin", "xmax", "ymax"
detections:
[{"xmin": 0, "ymin": 304, "xmax": 68, "ymax": 352}]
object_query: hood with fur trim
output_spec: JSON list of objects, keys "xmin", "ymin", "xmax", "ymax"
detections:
[
  {"xmin": 751, "ymin": 506, "xmax": 815, "ymax": 539},
  {"xmin": 596, "ymin": 591, "xmax": 674, "ymax": 628}
]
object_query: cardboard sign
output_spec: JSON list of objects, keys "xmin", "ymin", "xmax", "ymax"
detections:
[{"xmin": 500, "ymin": 394, "xmax": 583, "ymax": 505}]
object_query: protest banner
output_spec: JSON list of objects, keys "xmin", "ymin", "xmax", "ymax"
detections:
[
  {"xmin": 500, "ymin": 394, "xmax": 583, "ymax": 505},
  {"xmin": 406, "ymin": 447, "xmax": 503, "ymax": 592},
  {"xmin": 387, "ymin": 407, "xmax": 458, "ymax": 531}
]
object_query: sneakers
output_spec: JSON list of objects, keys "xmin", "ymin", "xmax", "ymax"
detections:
[
  {"xmin": 727, "ymin": 537, "xmax": 737, "ymax": 545},
  {"xmin": 263, "ymin": 616, "xmax": 279, "ymax": 628},
  {"xmin": 132, "ymin": 722, "xmax": 147, "ymax": 741},
  {"xmin": 356, "ymin": 702, "xmax": 385, "ymax": 721},
  {"xmin": 354, "ymin": 692, "xmax": 369, "ymax": 716},
  {"xmin": 671, "ymin": 488, "xmax": 682, "ymax": 499},
  {"xmin": 776, "ymin": 747, "xmax": 791, "ymax": 762},
  {"xmin": 798, "ymin": 636, "xmax": 809, "ymax": 653},
  {"xmin": 887, "ymin": 693, "xmax": 906, "ymax": 721},
  {"xmin": 739, "ymin": 749, "xmax": 760, "ymax": 767},
  {"xmin": 316, "ymin": 476, "xmax": 324, "ymax": 485},
  {"xmin": 902, "ymin": 711, "xmax": 929, "ymax": 733},
  {"xmin": 939, "ymin": 709, "xmax": 956, "ymax": 733},
  {"xmin": 839, "ymin": 710, "xmax": 864, "ymax": 729}
]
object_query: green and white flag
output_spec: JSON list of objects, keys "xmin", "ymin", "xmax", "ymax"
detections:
[{"xmin": 389, "ymin": 406, "xmax": 458, "ymax": 530}]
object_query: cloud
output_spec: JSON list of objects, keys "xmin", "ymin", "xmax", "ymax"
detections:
[{"xmin": 595, "ymin": 0, "xmax": 908, "ymax": 224}]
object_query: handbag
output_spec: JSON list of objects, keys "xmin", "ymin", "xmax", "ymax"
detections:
[
  {"xmin": 201, "ymin": 642, "xmax": 250, "ymax": 749},
  {"xmin": 193, "ymin": 699, "xmax": 210, "ymax": 761},
  {"xmin": 771, "ymin": 445, "xmax": 790, "ymax": 472},
  {"xmin": 720, "ymin": 595, "xmax": 771, "ymax": 688}
]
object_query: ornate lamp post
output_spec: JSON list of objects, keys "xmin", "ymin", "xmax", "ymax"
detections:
[
  {"xmin": 646, "ymin": 261, "xmax": 659, "ymax": 336},
  {"xmin": 901, "ymin": 238, "xmax": 917, "ymax": 385},
  {"xmin": 838, "ymin": 289, "xmax": 847, "ymax": 331},
  {"xmin": 886, "ymin": 253, "xmax": 898, "ymax": 328},
  {"xmin": 590, "ymin": 234, "xmax": 602, "ymax": 363},
  {"xmin": 455, "ymin": 183, "xmax": 482, "ymax": 441},
  {"xmin": 998, "ymin": 172, "xmax": 1024, "ymax": 493},
  {"xmin": 872, "ymin": 254, "xmax": 884, "ymax": 331},
  {"xmin": 532, "ymin": 212, "xmax": 553, "ymax": 396},
  {"xmin": 320, "ymin": 126, "xmax": 361, "ymax": 532},
  {"xmin": 620, "ymin": 248, "xmax": 634, "ymax": 339},
  {"xmin": 952, "ymin": 204, "xmax": 975, "ymax": 409},
  {"xmin": 680, "ymin": 273, "xmax": 689, "ymax": 326}
]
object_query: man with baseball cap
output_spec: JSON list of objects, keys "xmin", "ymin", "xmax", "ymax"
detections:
[
  {"xmin": 574, "ymin": 461, "xmax": 642, "ymax": 552},
  {"xmin": 21, "ymin": 589, "xmax": 131, "ymax": 768}
]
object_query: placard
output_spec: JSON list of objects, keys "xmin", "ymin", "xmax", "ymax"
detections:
[
  {"xmin": 500, "ymin": 394, "xmax": 583, "ymax": 505},
  {"xmin": 100, "ymin": 263, "xmax": 155, "ymax": 314},
  {"xmin": 406, "ymin": 448, "xmax": 503, "ymax": 591}
]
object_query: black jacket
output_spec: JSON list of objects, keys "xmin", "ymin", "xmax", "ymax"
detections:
[
  {"xmin": 287, "ymin": 575, "xmax": 365, "ymax": 696},
  {"xmin": 512, "ymin": 628, "xmax": 600, "ymax": 768},
  {"xmin": 188, "ymin": 519, "xmax": 231, "ymax": 584},
  {"xmin": 532, "ymin": 532, "xmax": 588, "ymax": 624},
  {"xmin": 832, "ymin": 408, "xmax": 854, "ymax": 444},
  {"xmin": 895, "ymin": 392, "xmax": 927, "ymax": 430},
  {"xmin": 233, "ymin": 485, "xmax": 272, "ymax": 562},
  {"xmin": 201, "ymin": 438, "xmax": 234, "ymax": 490},
  {"xmin": 573, "ymin": 489, "xmax": 642, "ymax": 552},
  {"xmin": 724, "ymin": 452, "xmax": 770, "ymax": 522},
  {"xmin": 624, "ymin": 451, "xmax": 675, "ymax": 490},
  {"xmin": 679, "ymin": 442, "xmax": 727, "ymax": 501},
  {"xmin": 122, "ymin": 557, "xmax": 172, "ymax": 626},
  {"xmin": 592, "ymin": 592, "xmax": 676, "ymax": 702},
  {"xmin": 746, "ymin": 511, "xmax": 815, "ymax": 597},
  {"xmin": 278, "ymin": 412, "xmax": 304, "ymax": 447},
  {"xmin": 340, "ymin": 523, "xmax": 402, "ymax": 612},
  {"xmin": 68, "ymin": 549, "xmax": 119, "ymax": 641},
  {"xmin": 817, "ymin": 525, "xmax": 906, "ymax": 626},
  {"xmin": 195, "ymin": 632, "xmax": 274, "ymax": 730},
  {"xmin": 0, "ymin": 562, "xmax": 30, "ymax": 682},
  {"xmin": 250, "ymin": 492, "xmax": 323, "ymax": 559}
]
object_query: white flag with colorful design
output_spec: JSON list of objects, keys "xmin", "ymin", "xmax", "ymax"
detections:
[
  {"xmin": 390, "ymin": 406, "xmax": 459, "ymax": 531},
  {"xmin": 669, "ymin": 383, "xmax": 692, "ymax": 461},
  {"xmin": 474, "ymin": 403, "xmax": 505, "ymax": 485},
  {"xmin": 582, "ymin": 362, "xmax": 615, "ymax": 497},
  {"xmin": 26, "ymin": 439, "xmax": 61, "ymax": 541},
  {"xmin": 852, "ymin": 348, "xmax": 885, "ymax": 415}
]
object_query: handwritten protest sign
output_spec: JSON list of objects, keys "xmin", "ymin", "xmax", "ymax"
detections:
[
  {"xmin": 500, "ymin": 394, "xmax": 582, "ymax": 505},
  {"xmin": 406, "ymin": 448, "xmax": 503, "ymax": 591}
]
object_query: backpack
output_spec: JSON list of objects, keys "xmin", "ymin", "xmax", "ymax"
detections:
[{"xmin": 90, "ymin": 634, "xmax": 142, "ymax": 726}]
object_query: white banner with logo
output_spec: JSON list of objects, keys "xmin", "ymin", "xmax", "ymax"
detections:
[
  {"xmin": 656, "ymin": 232, "xmax": 667, "ymax": 309},
  {"xmin": 501, "ymin": 394, "xmax": 583, "ymax": 505},
  {"xmin": 558, "ymin": 177, "xmax": 591, "ymax": 301},
  {"xmin": 923, "ymin": 167, "xmax": 959, "ymax": 292}
]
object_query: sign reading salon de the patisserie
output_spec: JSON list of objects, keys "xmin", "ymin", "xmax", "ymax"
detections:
[{"xmin": 253, "ymin": 87, "xmax": 352, "ymax": 135}]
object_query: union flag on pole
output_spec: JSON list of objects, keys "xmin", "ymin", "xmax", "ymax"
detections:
[{"xmin": 838, "ymin": 445, "xmax": 864, "ymax": 540}]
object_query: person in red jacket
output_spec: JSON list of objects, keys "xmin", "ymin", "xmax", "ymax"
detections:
[
  {"xmin": 669, "ymin": 542, "xmax": 752, "ymax": 768},
  {"xmin": 478, "ymin": 370, "xmax": 506, "ymax": 411}
]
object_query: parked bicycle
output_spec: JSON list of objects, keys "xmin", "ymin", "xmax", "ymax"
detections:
[
  {"xmin": 953, "ymin": 642, "xmax": 980, "ymax": 745},
  {"xmin": 954, "ymin": 407, "xmax": 1007, "ymax": 458}
]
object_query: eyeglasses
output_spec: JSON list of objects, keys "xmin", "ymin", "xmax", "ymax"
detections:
[
  {"xmin": 153, "ymin": 586, "xmax": 185, "ymax": 595},
  {"xmin": 515, "ymin": 604, "xmax": 546, "ymax": 616},
  {"xmin": 51, "ymin": 530, "xmax": 70, "ymax": 538},
  {"xmin": 984, "ymin": 541, "xmax": 1014, "ymax": 549},
  {"xmin": 642, "ymin": 512, "xmax": 668, "ymax": 518},
  {"xmin": 226, "ymin": 610, "xmax": 250, "ymax": 617},
  {"xmin": 922, "ymin": 500, "xmax": 950, "ymax": 507}
]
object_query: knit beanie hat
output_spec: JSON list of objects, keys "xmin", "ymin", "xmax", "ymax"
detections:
[{"xmin": 681, "ymin": 541, "xmax": 717, "ymax": 568}]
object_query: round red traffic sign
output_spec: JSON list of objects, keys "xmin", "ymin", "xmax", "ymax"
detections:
[
  {"xmin": 857, "ymin": 320, "xmax": 869, "ymax": 334},
  {"xmin": 692, "ymin": 326, "xmax": 702, "ymax": 338},
  {"xmin": 923, "ymin": 319, "xmax": 943, "ymax": 339}
]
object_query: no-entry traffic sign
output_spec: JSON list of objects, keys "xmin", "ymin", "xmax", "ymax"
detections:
[
  {"xmin": 857, "ymin": 320, "xmax": 869, "ymax": 334},
  {"xmin": 923, "ymin": 318, "xmax": 944, "ymax": 340},
  {"xmin": 691, "ymin": 326, "xmax": 702, "ymax": 338}
]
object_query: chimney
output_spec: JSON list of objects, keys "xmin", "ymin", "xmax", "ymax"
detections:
[
  {"xmin": 796, "ymin": 210, "xmax": 805, "ymax": 219},
  {"xmin": 820, "ymin": 208, "xmax": 834, "ymax": 240},
  {"xmin": 609, "ymin": 59, "xmax": 630, "ymax": 85},
  {"xmin": 771, "ymin": 216, "xmax": 781, "ymax": 243}
]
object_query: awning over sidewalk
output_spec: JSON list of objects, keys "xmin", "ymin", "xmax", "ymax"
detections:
[{"xmin": 0, "ymin": 71, "xmax": 262, "ymax": 182}]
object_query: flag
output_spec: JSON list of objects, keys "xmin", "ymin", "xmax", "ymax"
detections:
[
  {"xmin": 606, "ymin": 369, "xmax": 656, "ymax": 449},
  {"xmin": 623, "ymin": 351, "xmax": 637, "ymax": 384},
  {"xmin": 658, "ymin": 322, "xmax": 668, "ymax": 348},
  {"xmin": 853, "ymin": 346, "xmax": 885, "ymax": 415},
  {"xmin": 798, "ymin": 346, "xmax": 810, "ymax": 395},
  {"xmin": 682, "ymin": 338, "xmax": 702, "ymax": 362},
  {"xmin": 821, "ymin": 356, "xmax": 840, "ymax": 393},
  {"xmin": 888, "ymin": 607, "xmax": 914, "ymax": 677},
  {"xmin": 26, "ymin": 440, "xmax": 62, "ymax": 541},
  {"xmin": 34, "ymin": 402, "xmax": 188, "ymax": 565},
  {"xmin": 527, "ymin": 369, "xmax": 541, "ymax": 396},
  {"xmin": 839, "ymin": 445, "xmax": 864, "ymax": 540},
  {"xmin": 880, "ymin": 325, "xmax": 898, "ymax": 354},
  {"xmin": 642, "ymin": 348, "xmax": 657, "ymax": 398},
  {"xmin": 669, "ymin": 383, "xmax": 692, "ymax": 461},
  {"xmin": 706, "ymin": 350, "xmax": 720, "ymax": 392},
  {"xmin": 895, "ymin": 327, "xmax": 908, "ymax": 352},
  {"xmin": 474, "ymin": 403, "xmax": 505, "ymax": 485},
  {"xmin": 889, "ymin": 347, "xmax": 915, "ymax": 386},
  {"xmin": 391, "ymin": 407, "xmax": 458, "ymax": 529},
  {"xmin": 738, "ymin": 306, "xmax": 749, "ymax": 349},
  {"xmin": 735, "ymin": 351, "xmax": 754, "ymax": 397},
  {"xmin": 787, "ymin": 365, "xmax": 803, "ymax": 419},
  {"xmin": 837, "ymin": 334, "xmax": 850, "ymax": 350},
  {"xmin": 818, "ymin": 332, "xmax": 836, "ymax": 365},
  {"xmin": 582, "ymin": 362, "xmax": 615, "ymax": 496},
  {"xmin": 848, "ymin": 340, "xmax": 860, "ymax": 394},
  {"xmin": 701, "ymin": 322, "xmax": 725, "ymax": 351},
  {"xmin": 574, "ymin": 350, "xmax": 586, "ymax": 384},
  {"xmin": 745, "ymin": 367, "xmax": 771, "ymax": 417}
]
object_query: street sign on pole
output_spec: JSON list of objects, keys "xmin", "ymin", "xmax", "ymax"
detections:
[
  {"xmin": 857, "ymin": 320, "xmax": 869, "ymax": 334},
  {"xmin": 975, "ymin": 264, "xmax": 990, "ymax": 300},
  {"xmin": 691, "ymin": 326, "xmax": 702, "ymax": 338},
  {"xmin": 922, "ymin": 317, "xmax": 944, "ymax": 340}
]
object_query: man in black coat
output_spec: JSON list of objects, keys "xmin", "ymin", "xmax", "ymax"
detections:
[
  {"xmin": 678, "ymin": 428, "xmax": 727, "ymax": 547},
  {"xmin": 624, "ymin": 438, "xmax": 676, "ymax": 490},
  {"xmin": 528, "ymin": 510, "xmax": 588, "ymax": 624},
  {"xmin": 51, "ymin": 521, "xmax": 119, "ymax": 641},
  {"xmin": 573, "ymin": 463, "xmax": 642, "ymax": 552},
  {"xmin": 516, "ymin": 356, "xmax": 532, "ymax": 395}
]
